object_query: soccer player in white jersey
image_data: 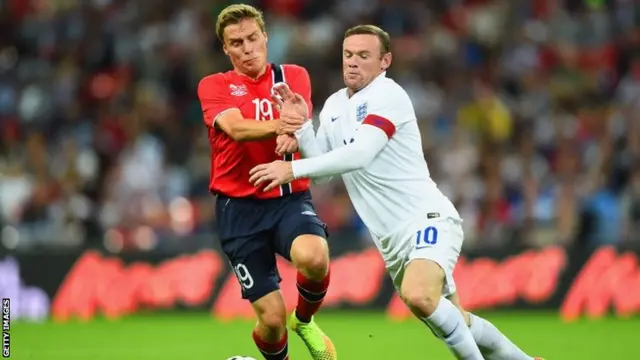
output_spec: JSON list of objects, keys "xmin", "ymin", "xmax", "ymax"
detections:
[{"xmin": 249, "ymin": 25, "xmax": 543, "ymax": 360}]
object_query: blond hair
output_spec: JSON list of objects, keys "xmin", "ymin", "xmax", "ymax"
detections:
[
  {"xmin": 344, "ymin": 24, "xmax": 391, "ymax": 54},
  {"xmin": 216, "ymin": 4, "xmax": 266, "ymax": 42}
]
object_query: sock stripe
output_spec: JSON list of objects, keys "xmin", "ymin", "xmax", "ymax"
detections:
[
  {"xmin": 261, "ymin": 347, "xmax": 287, "ymax": 356},
  {"xmin": 296, "ymin": 270, "xmax": 331, "ymax": 293},
  {"xmin": 252, "ymin": 330, "xmax": 288, "ymax": 359},
  {"xmin": 443, "ymin": 322, "xmax": 459, "ymax": 339},
  {"xmin": 296, "ymin": 282, "xmax": 329, "ymax": 295},
  {"xmin": 296, "ymin": 284, "xmax": 327, "ymax": 303},
  {"xmin": 295, "ymin": 270, "xmax": 330, "ymax": 323}
]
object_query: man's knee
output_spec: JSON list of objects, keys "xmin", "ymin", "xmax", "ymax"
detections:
[
  {"xmin": 402, "ymin": 287, "xmax": 441, "ymax": 317},
  {"xmin": 290, "ymin": 235, "xmax": 329, "ymax": 279},
  {"xmin": 252, "ymin": 291, "xmax": 287, "ymax": 338},
  {"xmin": 259, "ymin": 309, "xmax": 286, "ymax": 330},
  {"xmin": 400, "ymin": 259, "xmax": 446, "ymax": 317}
]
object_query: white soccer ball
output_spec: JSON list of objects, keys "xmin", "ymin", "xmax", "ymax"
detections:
[{"xmin": 226, "ymin": 357, "xmax": 256, "ymax": 360}]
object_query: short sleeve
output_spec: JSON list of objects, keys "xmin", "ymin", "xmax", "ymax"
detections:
[
  {"xmin": 197, "ymin": 74, "xmax": 237, "ymax": 127},
  {"xmin": 362, "ymin": 85, "xmax": 415, "ymax": 139},
  {"xmin": 284, "ymin": 65, "xmax": 313, "ymax": 116}
]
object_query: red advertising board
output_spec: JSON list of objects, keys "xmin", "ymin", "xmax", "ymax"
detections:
[{"xmin": 5, "ymin": 245, "xmax": 640, "ymax": 322}]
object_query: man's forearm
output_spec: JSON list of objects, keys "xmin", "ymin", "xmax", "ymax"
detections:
[
  {"xmin": 295, "ymin": 121, "xmax": 329, "ymax": 158},
  {"xmin": 229, "ymin": 119, "xmax": 281, "ymax": 141},
  {"xmin": 292, "ymin": 125, "xmax": 388, "ymax": 178}
]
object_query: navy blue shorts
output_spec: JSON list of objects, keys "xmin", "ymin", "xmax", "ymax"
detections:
[{"xmin": 216, "ymin": 191, "xmax": 328, "ymax": 303}]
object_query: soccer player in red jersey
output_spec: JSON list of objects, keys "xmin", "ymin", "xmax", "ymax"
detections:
[{"xmin": 197, "ymin": 4, "xmax": 336, "ymax": 360}]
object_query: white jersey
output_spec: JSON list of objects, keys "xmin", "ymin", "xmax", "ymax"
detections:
[
  {"xmin": 290, "ymin": 72, "xmax": 463, "ymax": 295},
  {"xmin": 293, "ymin": 72, "xmax": 460, "ymax": 251},
  {"xmin": 327, "ymin": 73, "xmax": 458, "ymax": 233}
]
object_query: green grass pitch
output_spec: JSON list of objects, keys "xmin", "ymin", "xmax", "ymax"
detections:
[{"xmin": 10, "ymin": 310, "xmax": 640, "ymax": 359}]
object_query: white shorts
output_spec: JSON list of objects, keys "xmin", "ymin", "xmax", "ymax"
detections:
[{"xmin": 384, "ymin": 215, "xmax": 464, "ymax": 297}]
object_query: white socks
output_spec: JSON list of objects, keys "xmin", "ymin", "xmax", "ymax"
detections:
[
  {"xmin": 469, "ymin": 313, "xmax": 534, "ymax": 360},
  {"xmin": 423, "ymin": 298, "xmax": 483, "ymax": 360}
]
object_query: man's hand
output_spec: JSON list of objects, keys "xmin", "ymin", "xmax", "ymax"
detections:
[
  {"xmin": 279, "ymin": 109, "xmax": 306, "ymax": 134},
  {"xmin": 272, "ymin": 82, "xmax": 310, "ymax": 134},
  {"xmin": 272, "ymin": 83, "xmax": 309, "ymax": 118},
  {"xmin": 275, "ymin": 134, "xmax": 298, "ymax": 155},
  {"xmin": 249, "ymin": 161, "xmax": 294, "ymax": 192}
]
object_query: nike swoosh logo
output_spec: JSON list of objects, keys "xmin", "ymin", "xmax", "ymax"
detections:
[{"xmin": 331, "ymin": 116, "xmax": 339, "ymax": 122}]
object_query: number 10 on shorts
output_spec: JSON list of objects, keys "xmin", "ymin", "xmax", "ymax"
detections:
[{"xmin": 415, "ymin": 226, "xmax": 438, "ymax": 249}]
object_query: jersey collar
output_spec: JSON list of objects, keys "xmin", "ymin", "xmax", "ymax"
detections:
[
  {"xmin": 232, "ymin": 63, "xmax": 273, "ymax": 83},
  {"xmin": 365, "ymin": 71, "xmax": 387, "ymax": 91},
  {"xmin": 347, "ymin": 71, "xmax": 387, "ymax": 99}
]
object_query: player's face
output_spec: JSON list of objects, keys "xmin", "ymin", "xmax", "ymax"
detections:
[
  {"xmin": 223, "ymin": 18, "xmax": 268, "ymax": 78},
  {"xmin": 342, "ymin": 34, "xmax": 392, "ymax": 93}
]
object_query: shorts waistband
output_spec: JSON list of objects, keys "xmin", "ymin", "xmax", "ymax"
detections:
[{"xmin": 215, "ymin": 190, "xmax": 310, "ymax": 203}]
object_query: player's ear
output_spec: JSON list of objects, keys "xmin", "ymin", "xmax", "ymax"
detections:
[
  {"xmin": 222, "ymin": 44, "xmax": 229, "ymax": 56},
  {"xmin": 263, "ymin": 32, "xmax": 268, "ymax": 43},
  {"xmin": 381, "ymin": 52, "xmax": 392, "ymax": 71}
]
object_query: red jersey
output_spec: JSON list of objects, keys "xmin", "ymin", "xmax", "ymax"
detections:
[{"xmin": 198, "ymin": 63, "xmax": 312, "ymax": 199}]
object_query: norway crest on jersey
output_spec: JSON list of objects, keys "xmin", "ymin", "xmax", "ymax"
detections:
[
  {"xmin": 356, "ymin": 102, "xmax": 368, "ymax": 122},
  {"xmin": 229, "ymin": 84, "xmax": 248, "ymax": 96}
]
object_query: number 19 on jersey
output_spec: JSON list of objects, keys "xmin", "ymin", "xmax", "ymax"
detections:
[{"xmin": 252, "ymin": 98, "xmax": 274, "ymax": 121}]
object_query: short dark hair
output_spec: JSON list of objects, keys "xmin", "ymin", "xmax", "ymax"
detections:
[
  {"xmin": 344, "ymin": 25, "xmax": 391, "ymax": 54},
  {"xmin": 216, "ymin": 4, "xmax": 266, "ymax": 42}
]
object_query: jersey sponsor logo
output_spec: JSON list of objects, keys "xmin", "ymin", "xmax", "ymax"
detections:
[
  {"xmin": 356, "ymin": 102, "xmax": 368, "ymax": 122},
  {"xmin": 229, "ymin": 84, "xmax": 248, "ymax": 96}
]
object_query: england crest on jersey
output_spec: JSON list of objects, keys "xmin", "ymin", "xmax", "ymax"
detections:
[{"xmin": 356, "ymin": 102, "xmax": 368, "ymax": 122}]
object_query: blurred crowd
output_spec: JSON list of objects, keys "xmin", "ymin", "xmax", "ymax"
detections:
[{"xmin": 1, "ymin": 0, "xmax": 639, "ymax": 254}]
